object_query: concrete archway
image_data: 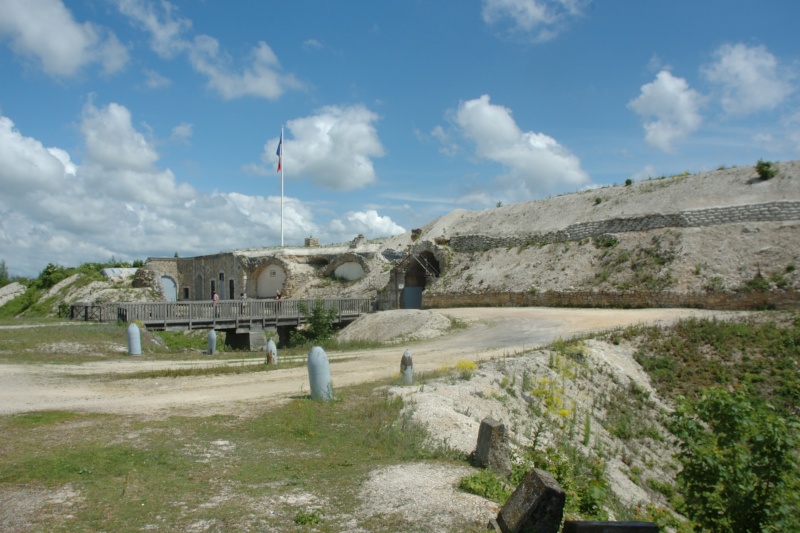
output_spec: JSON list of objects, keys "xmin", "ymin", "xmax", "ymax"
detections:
[
  {"xmin": 256, "ymin": 264, "xmax": 286, "ymax": 298},
  {"xmin": 161, "ymin": 276, "xmax": 177, "ymax": 302},
  {"xmin": 334, "ymin": 262, "xmax": 365, "ymax": 281}
]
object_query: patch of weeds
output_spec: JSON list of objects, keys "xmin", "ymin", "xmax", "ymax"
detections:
[
  {"xmin": 458, "ymin": 470, "xmax": 511, "ymax": 504},
  {"xmin": 294, "ymin": 509, "xmax": 323, "ymax": 525},
  {"xmin": 456, "ymin": 359, "xmax": 478, "ymax": 380},
  {"xmin": 704, "ymin": 276, "xmax": 725, "ymax": 292},
  {"xmin": 646, "ymin": 477, "xmax": 675, "ymax": 498},
  {"xmin": 769, "ymin": 271, "xmax": 789, "ymax": 288},
  {"xmin": 526, "ymin": 443, "xmax": 609, "ymax": 520},
  {"xmin": 742, "ymin": 271, "xmax": 769, "ymax": 292},
  {"xmin": 593, "ymin": 234, "xmax": 618, "ymax": 249}
]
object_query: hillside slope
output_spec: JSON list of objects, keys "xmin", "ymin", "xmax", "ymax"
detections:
[{"xmin": 296, "ymin": 161, "xmax": 799, "ymax": 301}]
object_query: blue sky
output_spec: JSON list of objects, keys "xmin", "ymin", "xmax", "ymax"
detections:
[{"xmin": 1, "ymin": 0, "xmax": 798, "ymax": 276}]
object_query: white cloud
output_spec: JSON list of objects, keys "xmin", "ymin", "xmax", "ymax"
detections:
[
  {"xmin": 482, "ymin": 0, "xmax": 586, "ymax": 41},
  {"xmin": 170, "ymin": 123, "xmax": 193, "ymax": 143},
  {"xmin": 78, "ymin": 101, "xmax": 196, "ymax": 206},
  {"xmin": 703, "ymin": 43, "xmax": 794, "ymax": 116},
  {"xmin": 261, "ymin": 105, "xmax": 385, "ymax": 191},
  {"xmin": 329, "ymin": 210, "xmax": 405, "ymax": 239},
  {"xmin": 628, "ymin": 70, "xmax": 704, "ymax": 152},
  {"xmin": 0, "ymin": 105, "xmax": 403, "ymax": 276},
  {"xmin": 116, "ymin": 0, "xmax": 302, "ymax": 100},
  {"xmin": 0, "ymin": 116, "xmax": 69, "ymax": 195},
  {"xmin": 143, "ymin": 69, "xmax": 172, "ymax": 89},
  {"xmin": 188, "ymin": 38, "xmax": 302, "ymax": 100},
  {"xmin": 0, "ymin": 0, "xmax": 128, "ymax": 76},
  {"xmin": 115, "ymin": 0, "xmax": 191, "ymax": 58},
  {"xmin": 452, "ymin": 94, "xmax": 590, "ymax": 200}
]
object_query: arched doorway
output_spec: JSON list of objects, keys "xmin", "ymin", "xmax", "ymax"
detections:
[
  {"xmin": 161, "ymin": 276, "xmax": 177, "ymax": 302},
  {"xmin": 257, "ymin": 264, "xmax": 286, "ymax": 298},
  {"xmin": 403, "ymin": 251, "xmax": 440, "ymax": 309}
]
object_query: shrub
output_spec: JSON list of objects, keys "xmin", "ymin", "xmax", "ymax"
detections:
[
  {"xmin": 755, "ymin": 159, "xmax": 777, "ymax": 180},
  {"xmin": 625, "ymin": 178, "xmax": 633, "ymax": 186},
  {"xmin": 291, "ymin": 299, "xmax": 339, "ymax": 346},
  {"xmin": 669, "ymin": 388, "xmax": 800, "ymax": 532}
]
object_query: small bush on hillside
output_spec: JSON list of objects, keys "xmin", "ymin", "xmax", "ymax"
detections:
[{"xmin": 755, "ymin": 159, "xmax": 777, "ymax": 180}]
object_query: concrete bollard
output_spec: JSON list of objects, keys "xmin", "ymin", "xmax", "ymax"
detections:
[
  {"xmin": 265, "ymin": 338, "xmax": 278, "ymax": 364},
  {"xmin": 307, "ymin": 346, "xmax": 333, "ymax": 400},
  {"xmin": 127, "ymin": 323, "xmax": 141, "ymax": 356},
  {"xmin": 401, "ymin": 349, "xmax": 413, "ymax": 384},
  {"xmin": 207, "ymin": 329, "xmax": 217, "ymax": 355}
]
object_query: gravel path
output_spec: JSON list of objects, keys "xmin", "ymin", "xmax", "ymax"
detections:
[{"xmin": 0, "ymin": 307, "xmax": 737, "ymax": 417}]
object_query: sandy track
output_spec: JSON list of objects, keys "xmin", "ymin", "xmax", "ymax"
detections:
[{"xmin": 0, "ymin": 307, "xmax": 735, "ymax": 417}]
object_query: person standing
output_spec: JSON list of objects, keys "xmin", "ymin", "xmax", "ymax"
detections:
[{"xmin": 213, "ymin": 290, "xmax": 220, "ymax": 317}]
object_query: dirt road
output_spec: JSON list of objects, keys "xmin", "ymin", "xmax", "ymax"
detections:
[{"xmin": 0, "ymin": 307, "xmax": 735, "ymax": 417}]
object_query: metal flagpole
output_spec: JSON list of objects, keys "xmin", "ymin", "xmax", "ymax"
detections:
[{"xmin": 280, "ymin": 125, "xmax": 284, "ymax": 247}]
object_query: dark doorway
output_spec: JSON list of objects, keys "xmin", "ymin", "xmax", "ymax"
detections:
[{"xmin": 403, "ymin": 251, "xmax": 440, "ymax": 309}]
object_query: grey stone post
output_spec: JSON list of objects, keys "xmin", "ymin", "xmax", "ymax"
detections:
[
  {"xmin": 401, "ymin": 349, "xmax": 413, "ymax": 384},
  {"xmin": 474, "ymin": 418, "xmax": 512, "ymax": 477}
]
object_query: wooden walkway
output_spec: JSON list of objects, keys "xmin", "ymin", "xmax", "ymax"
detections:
[{"xmin": 70, "ymin": 298, "xmax": 375, "ymax": 331}]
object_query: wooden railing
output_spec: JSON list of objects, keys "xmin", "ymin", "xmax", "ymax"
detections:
[{"xmin": 70, "ymin": 298, "xmax": 375, "ymax": 330}]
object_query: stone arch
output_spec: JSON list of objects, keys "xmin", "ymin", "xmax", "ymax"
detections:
[
  {"xmin": 161, "ymin": 275, "xmax": 177, "ymax": 302},
  {"xmin": 255, "ymin": 262, "xmax": 287, "ymax": 298},
  {"xmin": 323, "ymin": 252, "xmax": 370, "ymax": 281},
  {"xmin": 398, "ymin": 241, "xmax": 448, "ymax": 309}
]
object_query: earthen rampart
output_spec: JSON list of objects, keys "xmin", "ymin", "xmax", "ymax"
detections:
[{"xmin": 449, "ymin": 201, "xmax": 800, "ymax": 252}]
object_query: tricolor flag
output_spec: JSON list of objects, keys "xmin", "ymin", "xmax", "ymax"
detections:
[{"xmin": 276, "ymin": 134, "xmax": 283, "ymax": 172}]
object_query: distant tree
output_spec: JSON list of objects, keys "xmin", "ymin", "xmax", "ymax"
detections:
[
  {"xmin": 36, "ymin": 263, "xmax": 69, "ymax": 289},
  {"xmin": 496, "ymin": 201, "xmax": 503, "ymax": 208},
  {"xmin": 0, "ymin": 259, "xmax": 9, "ymax": 287},
  {"xmin": 670, "ymin": 388, "xmax": 799, "ymax": 532}
]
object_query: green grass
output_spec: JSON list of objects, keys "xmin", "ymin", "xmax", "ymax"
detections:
[
  {"xmin": 631, "ymin": 314, "xmax": 800, "ymax": 416},
  {"xmin": 0, "ymin": 382, "xmax": 469, "ymax": 532}
]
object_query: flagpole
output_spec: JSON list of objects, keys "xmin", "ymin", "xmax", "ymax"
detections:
[{"xmin": 280, "ymin": 125, "xmax": 284, "ymax": 247}]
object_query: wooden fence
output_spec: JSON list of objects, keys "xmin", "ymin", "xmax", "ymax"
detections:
[{"xmin": 70, "ymin": 298, "xmax": 375, "ymax": 331}]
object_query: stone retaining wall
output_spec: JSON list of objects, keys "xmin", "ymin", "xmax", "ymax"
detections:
[
  {"xmin": 449, "ymin": 201, "xmax": 800, "ymax": 252},
  {"xmin": 423, "ymin": 290, "xmax": 800, "ymax": 311}
]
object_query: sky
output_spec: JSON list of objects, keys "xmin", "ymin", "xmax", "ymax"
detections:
[{"xmin": 1, "ymin": 0, "xmax": 799, "ymax": 277}]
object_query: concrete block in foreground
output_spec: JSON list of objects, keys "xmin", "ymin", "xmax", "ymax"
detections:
[{"xmin": 490, "ymin": 468, "xmax": 564, "ymax": 533}]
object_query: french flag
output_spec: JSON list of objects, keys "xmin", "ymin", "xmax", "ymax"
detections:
[{"xmin": 276, "ymin": 135, "xmax": 282, "ymax": 172}]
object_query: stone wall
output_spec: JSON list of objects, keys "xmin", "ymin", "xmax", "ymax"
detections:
[
  {"xmin": 449, "ymin": 201, "xmax": 800, "ymax": 252},
  {"xmin": 423, "ymin": 289, "xmax": 800, "ymax": 311}
]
